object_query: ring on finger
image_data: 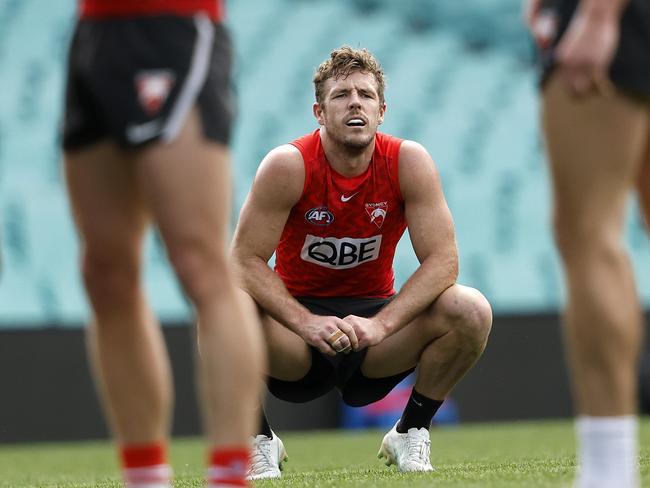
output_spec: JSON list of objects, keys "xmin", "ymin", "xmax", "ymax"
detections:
[
  {"xmin": 327, "ymin": 330, "xmax": 346, "ymax": 346},
  {"xmin": 338, "ymin": 343, "xmax": 352, "ymax": 354},
  {"xmin": 328, "ymin": 331, "xmax": 352, "ymax": 354}
]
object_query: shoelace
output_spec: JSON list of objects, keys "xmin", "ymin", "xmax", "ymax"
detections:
[
  {"xmin": 249, "ymin": 437, "xmax": 275, "ymax": 475},
  {"xmin": 407, "ymin": 431, "xmax": 431, "ymax": 465}
]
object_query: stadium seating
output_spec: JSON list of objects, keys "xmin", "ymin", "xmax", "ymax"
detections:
[{"xmin": 0, "ymin": 0, "xmax": 648, "ymax": 326}]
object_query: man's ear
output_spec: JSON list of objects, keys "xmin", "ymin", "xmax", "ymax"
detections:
[
  {"xmin": 378, "ymin": 102, "xmax": 387, "ymax": 125},
  {"xmin": 313, "ymin": 102, "xmax": 325, "ymax": 126}
]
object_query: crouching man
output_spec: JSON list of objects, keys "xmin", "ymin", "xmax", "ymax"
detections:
[{"xmin": 232, "ymin": 46, "xmax": 492, "ymax": 479}]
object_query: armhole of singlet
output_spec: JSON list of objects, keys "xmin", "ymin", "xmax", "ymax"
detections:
[
  {"xmin": 387, "ymin": 136, "xmax": 405, "ymax": 204},
  {"xmin": 289, "ymin": 140, "xmax": 311, "ymax": 201}
]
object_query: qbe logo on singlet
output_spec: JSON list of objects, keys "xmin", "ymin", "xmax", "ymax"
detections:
[{"xmin": 300, "ymin": 234, "xmax": 382, "ymax": 269}]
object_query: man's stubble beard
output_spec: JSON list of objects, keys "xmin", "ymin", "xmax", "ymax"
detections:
[
  {"xmin": 343, "ymin": 134, "xmax": 373, "ymax": 151},
  {"xmin": 334, "ymin": 128, "xmax": 375, "ymax": 154}
]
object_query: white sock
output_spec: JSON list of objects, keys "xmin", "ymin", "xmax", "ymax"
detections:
[
  {"xmin": 575, "ymin": 415, "xmax": 639, "ymax": 488},
  {"xmin": 123, "ymin": 464, "xmax": 172, "ymax": 488}
]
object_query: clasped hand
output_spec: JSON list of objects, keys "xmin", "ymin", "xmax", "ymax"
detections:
[{"xmin": 298, "ymin": 314, "xmax": 386, "ymax": 356}]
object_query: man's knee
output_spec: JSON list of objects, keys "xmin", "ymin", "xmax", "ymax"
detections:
[
  {"xmin": 82, "ymin": 247, "xmax": 141, "ymax": 308},
  {"xmin": 553, "ymin": 201, "xmax": 628, "ymax": 261},
  {"xmin": 167, "ymin": 241, "xmax": 230, "ymax": 304},
  {"xmin": 553, "ymin": 213, "xmax": 625, "ymax": 269},
  {"xmin": 553, "ymin": 212, "xmax": 587, "ymax": 260},
  {"xmin": 434, "ymin": 285, "xmax": 492, "ymax": 346}
]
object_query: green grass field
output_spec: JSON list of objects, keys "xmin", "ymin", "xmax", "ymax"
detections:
[{"xmin": 1, "ymin": 418, "xmax": 649, "ymax": 487}]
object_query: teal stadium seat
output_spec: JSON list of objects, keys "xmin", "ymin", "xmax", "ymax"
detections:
[{"xmin": 0, "ymin": 0, "xmax": 648, "ymax": 327}]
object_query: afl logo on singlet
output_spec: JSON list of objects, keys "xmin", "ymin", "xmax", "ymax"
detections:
[{"xmin": 305, "ymin": 206, "xmax": 334, "ymax": 226}]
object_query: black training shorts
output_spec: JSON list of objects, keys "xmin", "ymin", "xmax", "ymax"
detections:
[
  {"xmin": 63, "ymin": 14, "xmax": 234, "ymax": 149},
  {"xmin": 267, "ymin": 296, "xmax": 416, "ymax": 408},
  {"xmin": 539, "ymin": 0, "xmax": 650, "ymax": 97}
]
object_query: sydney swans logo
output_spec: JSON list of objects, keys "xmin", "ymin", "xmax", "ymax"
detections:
[{"xmin": 365, "ymin": 201, "xmax": 387, "ymax": 228}]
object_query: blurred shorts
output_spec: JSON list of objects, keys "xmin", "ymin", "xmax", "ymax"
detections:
[
  {"xmin": 538, "ymin": 0, "xmax": 650, "ymax": 98},
  {"xmin": 267, "ymin": 296, "xmax": 416, "ymax": 408},
  {"xmin": 63, "ymin": 14, "xmax": 234, "ymax": 149}
]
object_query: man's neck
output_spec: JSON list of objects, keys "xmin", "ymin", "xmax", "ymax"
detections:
[{"xmin": 320, "ymin": 128, "xmax": 375, "ymax": 177}]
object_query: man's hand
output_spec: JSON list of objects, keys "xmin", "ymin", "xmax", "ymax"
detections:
[
  {"xmin": 555, "ymin": 7, "xmax": 620, "ymax": 96},
  {"xmin": 525, "ymin": 0, "xmax": 558, "ymax": 48},
  {"xmin": 297, "ymin": 314, "xmax": 359, "ymax": 356},
  {"xmin": 342, "ymin": 315, "xmax": 387, "ymax": 349}
]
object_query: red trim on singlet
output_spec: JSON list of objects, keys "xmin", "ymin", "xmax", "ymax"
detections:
[{"xmin": 79, "ymin": 0, "xmax": 224, "ymax": 20}]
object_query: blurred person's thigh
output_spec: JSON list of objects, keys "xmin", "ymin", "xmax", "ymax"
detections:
[
  {"xmin": 542, "ymin": 74, "xmax": 649, "ymax": 226},
  {"xmin": 64, "ymin": 142, "xmax": 148, "ymax": 258}
]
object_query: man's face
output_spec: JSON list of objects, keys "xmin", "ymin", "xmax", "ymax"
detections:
[{"xmin": 314, "ymin": 70, "xmax": 386, "ymax": 150}]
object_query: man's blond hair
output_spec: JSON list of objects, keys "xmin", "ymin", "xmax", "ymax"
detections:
[{"xmin": 313, "ymin": 46, "xmax": 386, "ymax": 105}]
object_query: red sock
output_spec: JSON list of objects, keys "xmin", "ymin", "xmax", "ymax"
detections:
[
  {"xmin": 120, "ymin": 442, "xmax": 171, "ymax": 487},
  {"xmin": 207, "ymin": 447, "xmax": 250, "ymax": 487}
]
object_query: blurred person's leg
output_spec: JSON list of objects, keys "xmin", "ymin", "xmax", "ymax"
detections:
[
  {"xmin": 136, "ymin": 108, "xmax": 264, "ymax": 484},
  {"xmin": 543, "ymin": 74, "xmax": 650, "ymax": 487},
  {"xmin": 637, "ymin": 134, "xmax": 650, "ymax": 228},
  {"xmin": 65, "ymin": 141, "xmax": 174, "ymax": 487},
  {"xmin": 245, "ymin": 312, "xmax": 306, "ymax": 480}
]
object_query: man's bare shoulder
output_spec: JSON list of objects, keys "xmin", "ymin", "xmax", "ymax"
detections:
[
  {"xmin": 397, "ymin": 140, "xmax": 439, "ymax": 198},
  {"xmin": 398, "ymin": 140, "xmax": 435, "ymax": 168},
  {"xmin": 253, "ymin": 144, "xmax": 305, "ymax": 206},
  {"xmin": 256, "ymin": 144, "xmax": 305, "ymax": 182}
]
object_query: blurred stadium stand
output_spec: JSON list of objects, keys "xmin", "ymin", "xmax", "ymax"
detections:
[{"xmin": 0, "ymin": 0, "xmax": 648, "ymax": 441}]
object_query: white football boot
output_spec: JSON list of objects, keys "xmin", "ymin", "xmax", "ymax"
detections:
[
  {"xmin": 378, "ymin": 422, "xmax": 434, "ymax": 472},
  {"xmin": 247, "ymin": 431, "xmax": 288, "ymax": 480}
]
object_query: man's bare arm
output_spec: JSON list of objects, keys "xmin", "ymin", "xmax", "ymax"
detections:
[
  {"xmin": 579, "ymin": 0, "xmax": 629, "ymax": 18},
  {"xmin": 231, "ymin": 145, "xmax": 358, "ymax": 355},
  {"xmin": 231, "ymin": 145, "xmax": 307, "ymax": 326},
  {"xmin": 345, "ymin": 141, "xmax": 458, "ymax": 347},
  {"xmin": 375, "ymin": 141, "xmax": 458, "ymax": 332},
  {"xmin": 526, "ymin": 0, "xmax": 629, "ymax": 95}
]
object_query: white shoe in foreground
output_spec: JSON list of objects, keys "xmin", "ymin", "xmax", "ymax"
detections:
[
  {"xmin": 574, "ymin": 475, "xmax": 640, "ymax": 488},
  {"xmin": 378, "ymin": 423, "xmax": 433, "ymax": 472},
  {"xmin": 247, "ymin": 432, "xmax": 288, "ymax": 480}
]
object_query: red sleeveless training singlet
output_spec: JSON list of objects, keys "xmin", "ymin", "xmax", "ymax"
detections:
[{"xmin": 275, "ymin": 129, "xmax": 407, "ymax": 298}]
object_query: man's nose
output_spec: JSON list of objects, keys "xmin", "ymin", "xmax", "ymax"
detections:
[{"xmin": 348, "ymin": 91, "xmax": 362, "ymax": 108}]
